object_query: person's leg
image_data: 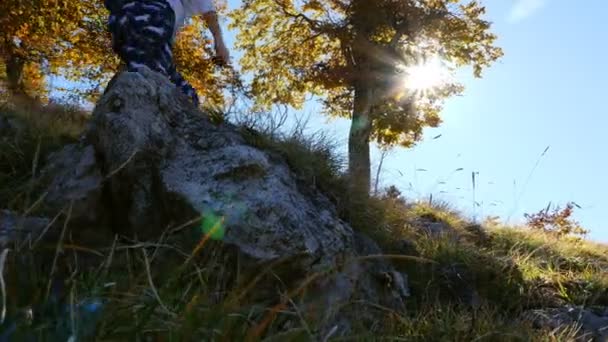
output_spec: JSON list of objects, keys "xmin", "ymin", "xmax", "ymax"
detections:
[
  {"xmin": 107, "ymin": 0, "xmax": 199, "ymax": 106},
  {"xmin": 108, "ymin": 3, "xmax": 158, "ymax": 72},
  {"xmin": 159, "ymin": 42, "xmax": 200, "ymax": 106}
]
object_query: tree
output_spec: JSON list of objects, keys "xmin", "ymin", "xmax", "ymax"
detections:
[
  {"xmin": 0, "ymin": 0, "xmax": 89, "ymax": 99},
  {"xmin": 230, "ymin": 0, "xmax": 503, "ymax": 195},
  {"xmin": 1, "ymin": 0, "xmax": 227, "ymax": 105}
]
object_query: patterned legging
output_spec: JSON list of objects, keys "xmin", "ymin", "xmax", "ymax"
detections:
[{"xmin": 107, "ymin": 0, "xmax": 199, "ymax": 106}]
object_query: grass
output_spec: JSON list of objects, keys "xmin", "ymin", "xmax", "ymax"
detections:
[
  {"xmin": 387, "ymin": 304, "xmax": 581, "ymax": 342},
  {"xmin": 237, "ymin": 114, "xmax": 348, "ymax": 208},
  {"xmin": 0, "ymin": 100, "xmax": 607, "ymax": 340},
  {"xmin": 0, "ymin": 99, "xmax": 86, "ymax": 210}
]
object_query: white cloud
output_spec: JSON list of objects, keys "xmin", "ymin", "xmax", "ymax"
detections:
[{"xmin": 508, "ymin": 0, "xmax": 547, "ymax": 23}]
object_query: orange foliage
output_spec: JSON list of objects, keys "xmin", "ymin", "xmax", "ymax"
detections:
[
  {"xmin": 22, "ymin": 63, "xmax": 48, "ymax": 101},
  {"xmin": 173, "ymin": 18, "xmax": 225, "ymax": 106},
  {"xmin": 1, "ymin": 0, "xmax": 226, "ymax": 104},
  {"xmin": 525, "ymin": 203, "xmax": 588, "ymax": 238},
  {"xmin": 0, "ymin": 0, "xmax": 86, "ymax": 61},
  {"xmin": 0, "ymin": 0, "xmax": 90, "ymax": 98}
]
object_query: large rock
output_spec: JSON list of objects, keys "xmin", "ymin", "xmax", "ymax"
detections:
[
  {"xmin": 86, "ymin": 68, "xmax": 352, "ymax": 268},
  {"xmin": 42, "ymin": 144, "xmax": 104, "ymax": 224},
  {"xmin": 42, "ymin": 67, "xmax": 409, "ymax": 335},
  {"xmin": 409, "ymin": 212, "xmax": 457, "ymax": 238},
  {"xmin": 524, "ymin": 306, "xmax": 608, "ymax": 341}
]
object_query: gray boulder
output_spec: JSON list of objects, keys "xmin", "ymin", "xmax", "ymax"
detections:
[
  {"xmin": 409, "ymin": 213, "xmax": 457, "ymax": 238},
  {"xmin": 86, "ymin": 68, "xmax": 352, "ymax": 268},
  {"xmin": 524, "ymin": 306, "xmax": 608, "ymax": 341},
  {"xmin": 41, "ymin": 67, "xmax": 409, "ymax": 336},
  {"xmin": 42, "ymin": 144, "xmax": 104, "ymax": 224}
]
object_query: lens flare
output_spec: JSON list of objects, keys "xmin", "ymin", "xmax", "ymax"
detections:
[
  {"xmin": 403, "ymin": 57, "xmax": 450, "ymax": 92},
  {"xmin": 200, "ymin": 211, "xmax": 225, "ymax": 240}
]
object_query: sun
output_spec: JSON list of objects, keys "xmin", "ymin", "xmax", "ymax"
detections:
[{"xmin": 402, "ymin": 56, "xmax": 450, "ymax": 92}]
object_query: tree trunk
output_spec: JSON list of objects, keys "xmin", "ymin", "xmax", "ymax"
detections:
[
  {"xmin": 4, "ymin": 55, "xmax": 27, "ymax": 97},
  {"xmin": 348, "ymin": 0, "xmax": 379, "ymax": 200},
  {"xmin": 348, "ymin": 84, "xmax": 373, "ymax": 198}
]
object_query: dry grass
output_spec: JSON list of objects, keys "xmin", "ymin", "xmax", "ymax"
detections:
[
  {"xmin": 0, "ymin": 99, "xmax": 87, "ymax": 209},
  {"xmin": 0, "ymin": 101, "xmax": 606, "ymax": 340}
]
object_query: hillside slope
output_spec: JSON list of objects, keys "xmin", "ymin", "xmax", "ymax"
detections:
[{"xmin": 0, "ymin": 68, "xmax": 606, "ymax": 341}]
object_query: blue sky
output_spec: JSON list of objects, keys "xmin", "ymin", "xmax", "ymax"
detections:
[
  {"xmin": 384, "ymin": 0, "xmax": 608, "ymax": 242},
  {"xmin": 220, "ymin": 0, "xmax": 608, "ymax": 241}
]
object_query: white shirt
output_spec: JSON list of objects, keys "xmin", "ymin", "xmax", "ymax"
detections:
[{"xmin": 167, "ymin": 0, "xmax": 215, "ymax": 33}]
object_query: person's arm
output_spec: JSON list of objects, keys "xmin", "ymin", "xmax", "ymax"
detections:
[{"xmin": 202, "ymin": 10, "xmax": 230, "ymax": 65}]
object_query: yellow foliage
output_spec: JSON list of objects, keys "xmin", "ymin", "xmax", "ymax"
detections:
[
  {"xmin": 22, "ymin": 63, "xmax": 48, "ymax": 102},
  {"xmin": 0, "ymin": 0, "xmax": 86, "ymax": 61},
  {"xmin": 230, "ymin": 0, "xmax": 503, "ymax": 147},
  {"xmin": 173, "ymin": 18, "xmax": 224, "ymax": 106},
  {"xmin": 1, "ymin": 0, "xmax": 225, "ymax": 104}
]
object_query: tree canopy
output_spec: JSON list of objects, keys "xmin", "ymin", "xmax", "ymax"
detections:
[
  {"xmin": 1, "ymin": 0, "xmax": 225, "ymax": 104},
  {"xmin": 0, "ymin": 0, "xmax": 89, "ymax": 97},
  {"xmin": 231, "ymin": 0, "xmax": 503, "ymax": 193}
]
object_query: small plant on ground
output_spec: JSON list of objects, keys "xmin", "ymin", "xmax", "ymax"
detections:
[{"xmin": 524, "ymin": 202, "xmax": 588, "ymax": 238}]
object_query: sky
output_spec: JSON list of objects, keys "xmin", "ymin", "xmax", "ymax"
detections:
[
  {"xmin": 382, "ymin": 0, "xmax": 608, "ymax": 242},
  {"xmin": 219, "ymin": 0, "xmax": 608, "ymax": 242}
]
